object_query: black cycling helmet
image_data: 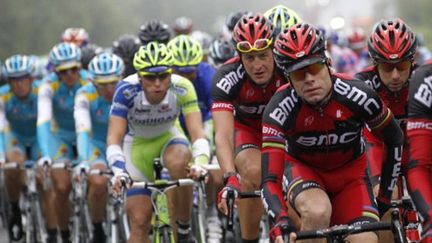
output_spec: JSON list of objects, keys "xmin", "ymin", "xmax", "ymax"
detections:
[
  {"xmin": 112, "ymin": 34, "xmax": 142, "ymax": 76},
  {"xmin": 138, "ymin": 19, "xmax": 171, "ymax": 45},
  {"xmin": 209, "ymin": 39, "xmax": 236, "ymax": 64},
  {"xmin": 80, "ymin": 44, "xmax": 103, "ymax": 69},
  {"xmin": 226, "ymin": 11, "xmax": 247, "ymax": 32}
]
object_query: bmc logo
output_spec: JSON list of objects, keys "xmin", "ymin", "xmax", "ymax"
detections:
[
  {"xmin": 296, "ymin": 131, "xmax": 358, "ymax": 146},
  {"xmin": 212, "ymin": 102, "xmax": 234, "ymax": 110},
  {"xmin": 239, "ymin": 104, "xmax": 266, "ymax": 114},
  {"xmin": 334, "ymin": 79, "xmax": 379, "ymax": 115},
  {"xmin": 364, "ymin": 75, "xmax": 381, "ymax": 90},
  {"xmin": 216, "ymin": 65, "xmax": 245, "ymax": 94},
  {"xmin": 414, "ymin": 75, "xmax": 432, "ymax": 108},
  {"xmin": 269, "ymin": 89, "xmax": 298, "ymax": 125},
  {"xmin": 262, "ymin": 125, "xmax": 284, "ymax": 137}
]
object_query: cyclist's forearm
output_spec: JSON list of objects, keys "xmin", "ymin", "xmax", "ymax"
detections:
[
  {"xmin": 77, "ymin": 131, "xmax": 91, "ymax": 161},
  {"xmin": 215, "ymin": 132, "xmax": 235, "ymax": 173}
]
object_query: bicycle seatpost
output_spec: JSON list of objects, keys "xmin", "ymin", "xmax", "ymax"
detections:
[
  {"xmin": 153, "ymin": 158, "xmax": 162, "ymax": 180},
  {"xmin": 226, "ymin": 189, "xmax": 235, "ymax": 231}
]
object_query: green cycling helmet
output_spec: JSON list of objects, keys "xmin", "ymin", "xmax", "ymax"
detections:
[
  {"xmin": 133, "ymin": 41, "xmax": 174, "ymax": 71},
  {"xmin": 264, "ymin": 5, "xmax": 302, "ymax": 36},
  {"xmin": 167, "ymin": 35, "xmax": 203, "ymax": 66}
]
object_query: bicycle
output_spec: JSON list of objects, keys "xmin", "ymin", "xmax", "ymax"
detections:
[
  {"xmin": 225, "ymin": 189, "xmax": 270, "ymax": 243},
  {"xmin": 2, "ymin": 161, "xmax": 48, "ymax": 243},
  {"xmin": 0, "ymin": 163, "xmax": 10, "ymax": 231},
  {"xmin": 389, "ymin": 175, "xmax": 422, "ymax": 243},
  {"xmin": 294, "ymin": 221, "xmax": 398, "ymax": 243},
  {"xmin": 130, "ymin": 158, "xmax": 195, "ymax": 243},
  {"xmin": 46, "ymin": 161, "xmax": 93, "ymax": 243},
  {"xmin": 89, "ymin": 169, "xmax": 129, "ymax": 243},
  {"xmin": 191, "ymin": 163, "xmax": 222, "ymax": 243}
]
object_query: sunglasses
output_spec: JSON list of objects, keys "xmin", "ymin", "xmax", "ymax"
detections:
[
  {"xmin": 58, "ymin": 67, "xmax": 80, "ymax": 75},
  {"xmin": 236, "ymin": 38, "xmax": 272, "ymax": 53},
  {"xmin": 377, "ymin": 60, "xmax": 412, "ymax": 72},
  {"xmin": 139, "ymin": 69, "xmax": 172, "ymax": 81},
  {"xmin": 173, "ymin": 66, "xmax": 198, "ymax": 74},
  {"xmin": 96, "ymin": 82, "xmax": 118, "ymax": 89},
  {"xmin": 289, "ymin": 61, "xmax": 326, "ymax": 81}
]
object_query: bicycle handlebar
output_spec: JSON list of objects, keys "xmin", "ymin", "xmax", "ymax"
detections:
[
  {"xmin": 131, "ymin": 178, "xmax": 195, "ymax": 191},
  {"xmin": 296, "ymin": 221, "xmax": 392, "ymax": 241}
]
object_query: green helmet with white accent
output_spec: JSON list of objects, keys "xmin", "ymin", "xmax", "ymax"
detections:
[{"xmin": 133, "ymin": 41, "xmax": 174, "ymax": 72}]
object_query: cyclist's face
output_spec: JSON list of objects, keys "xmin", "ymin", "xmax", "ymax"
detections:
[
  {"xmin": 95, "ymin": 81, "xmax": 118, "ymax": 103},
  {"xmin": 377, "ymin": 60, "xmax": 412, "ymax": 92},
  {"xmin": 57, "ymin": 66, "xmax": 81, "ymax": 87},
  {"xmin": 139, "ymin": 72, "xmax": 171, "ymax": 104},
  {"xmin": 289, "ymin": 61, "xmax": 332, "ymax": 106},
  {"xmin": 8, "ymin": 76, "xmax": 33, "ymax": 99},
  {"xmin": 241, "ymin": 48, "xmax": 275, "ymax": 85}
]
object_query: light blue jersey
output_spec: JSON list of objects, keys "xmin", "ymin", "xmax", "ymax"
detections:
[
  {"xmin": 74, "ymin": 83, "xmax": 111, "ymax": 163},
  {"xmin": 0, "ymin": 81, "xmax": 41, "ymax": 160},
  {"xmin": 37, "ymin": 73, "xmax": 90, "ymax": 160}
]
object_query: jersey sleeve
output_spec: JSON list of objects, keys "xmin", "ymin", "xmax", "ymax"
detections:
[
  {"xmin": 211, "ymin": 63, "xmax": 242, "ymax": 113},
  {"xmin": 110, "ymin": 80, "xmax": 136, "ymax": 119},
  {"xmin": 37, "ymin": 82, "xmax": 54, "ymax": 157},
  {"xmin": 173, "ymin": 77, "xmax": 200, "ymax": 115},
  {"xmin": 407, "ymin": 64, "xmax": 432, "ymax": 168},
  {"xmin": 74, "ymin": 86, "xmax": 92, "ymax": 161},
  {"xmin": 260, "ymin": 89, "xmax": 292, "ymax": 221}
]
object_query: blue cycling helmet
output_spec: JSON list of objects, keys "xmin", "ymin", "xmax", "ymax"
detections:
[
  {"xmin": 2, "ymin": 55, "xmax": 34, "ymax": 79},
  {"xmin": 49, "ymin": 42, "xmax": 82, "ymax": 71},
  {"xmin": 88, "ymin": 52, "xmax": 124, "ymax": 84}
]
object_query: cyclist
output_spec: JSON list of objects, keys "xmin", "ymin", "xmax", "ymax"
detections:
[
  {"xmin": 61, "ymin": 27, "xmax": 90, "ymax": 48},
  {"xmin": 138, "ymin": 19, "xmax": 171, "ymax": 45},
  {"xmin": 354, "ymin": 20, "xmax": 418, "ymax": 242},
  {"xmin": 212, "ymin": 13, "xmax": 287, "ymax": 242},
  {"xmin": 406, "ymin": 60, "xmax": 432, "ymax": 242},
  {"xmin": 172, "ymin": 16, "xmax": 193, "ymax": 36},
  {"xmin": 74, "ymin": 52, "xmax": 124, "ymax": 243},
  {"xmin": 80, "ymin": 43, "xmax": 103, "ymax": 70},
  {"xmin": 167, "ymin": 34, "xmax": 222, "ymax": 240},
  {"xmin": 112, "ymin": 34, "xmax": 142, "ymax": 77},
  {"xmin": 347, "ymin": 27, "xmax": 370, "ymax": 72},
  {"xmin": 0, "ymin": 55, "xmax": 41, "ymax": 242},
  {"xmin": 37, "ymin": 42, "xmax": 90, "ymax": 243},
  {"xmin": 190, "ymin": 30, "xmax": 213, "ymax": 63},
  {"xmin": 264, "ymin": 4, "xmax": 302, "ymax": 36},
  {"xmin": 208, "ymin": 38, "xmax": 237, "ymax": 68},
  {"xmin": 107, "ymin": 42, "xmax": 210, "ymax": 243},
  {"xmin": 261, "ymin": 23, "xmax": 403, "ymax": 243}
]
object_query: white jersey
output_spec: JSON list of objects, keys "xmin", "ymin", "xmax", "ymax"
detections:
[{"xmin": 110, "ymin": 73, "xmax": 200, "ymax": 139}]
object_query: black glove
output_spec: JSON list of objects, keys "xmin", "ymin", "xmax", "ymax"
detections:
[{"xmin": 269, "ymin": 216, "xmax": 296, "ymax": 243}]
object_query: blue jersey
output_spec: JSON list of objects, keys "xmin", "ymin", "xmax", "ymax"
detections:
[
  {"xmin": 0, "ymin": 81, "xmax": 40, "ymax": 159},
  {"xmin": 179, "ymin": 62, "xmax": 215, "ymax": 132},
  {"xmin": 37, "ymin": 73, "xmax": 90, "ymax": 157},
  {"xmin": 74, "ymin": 83, "xmax": 111, "ymax": 161}
]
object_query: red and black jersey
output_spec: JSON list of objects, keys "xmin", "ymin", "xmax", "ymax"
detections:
[
  {"xmin": 211, "ymin": 57, "xmax": 287, "ymax": 131},
  {"xmin": 406, "ymin": 62, "xmax": 432, "ymax": 232},
  {"xmin": 355, "ymin": 66, "xmax": 410, "ymax": 125},
  {"xmin": 261, "ymin": 75, "xmax": 403, "ymax": 221}
]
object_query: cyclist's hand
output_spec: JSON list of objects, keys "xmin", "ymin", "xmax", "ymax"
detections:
[
  {"xmin": 38, "ymin": 156, "xmax": 52, "ymax": 168},
  {"xmin": 112, "ymin": 172, "xmax": 131, "ymax": 196},
  {"xmin": 376, "ymin": 197, "xmax": 390, "ymax": 218},
  {"xmin": 73, "ymin": 161, "xmax": 90, "ymax": 181},
  {"xmin": 269, "ymin": 216, "xmax": 296, "ymax": 243},
  {"xmin": 188, "ymin": 164, "xmax": 208, "ymax": 181},
  {"xmin": 217, "ymin": 173, "xmax": 240, "ymax": 215}
]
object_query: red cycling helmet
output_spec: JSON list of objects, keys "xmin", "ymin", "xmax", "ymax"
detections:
[
  {"xmin": 348, "ymin": 28, "xmax": 366, "ymax": 50},
  {"xmin": 368, "ymin": 18, "xmax": 417, "ymax": 62},
  {"xmin": 232, "ymin": 13, "xmax": 274, "ymax": 50},
  {"xmin": 273, "ymin": 23, "xmax": 326, "ymax": 73},
  {"xmin": 61, "ymin": 27, "xmax": 89, "ymax": 47}
]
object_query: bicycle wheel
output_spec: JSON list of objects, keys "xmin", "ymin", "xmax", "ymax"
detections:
[
  {"xmin": 191, "ymin": 204, "xmax": 206, "ymax": 243},
  {"xmin": 34, "ymin": 199, "xmax": 47, "ymax": 243},
  {"xmin": 160, "ymin": 226, "xmax": 174, "ymax": 243}
]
